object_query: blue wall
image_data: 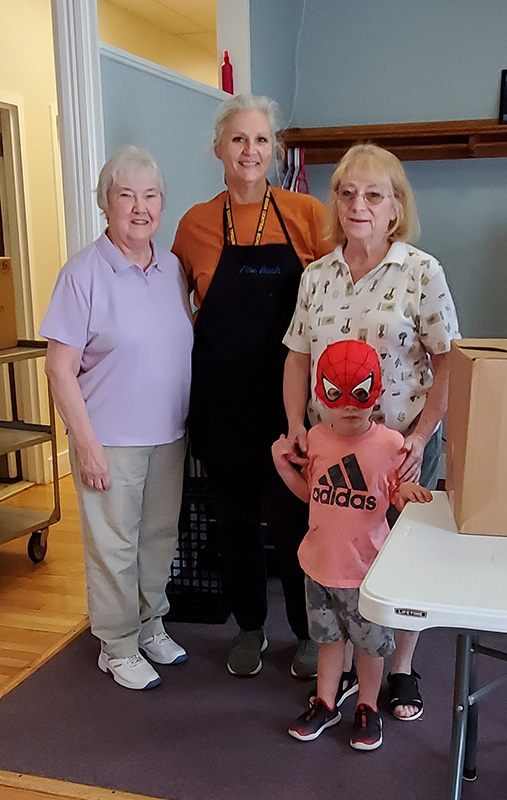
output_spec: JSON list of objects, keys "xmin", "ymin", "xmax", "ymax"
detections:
[
  {"xmin": 100, "ymin": 50, "xmax": 225, "ymax": 248},
  {"xmin": 249, "ymin": 0, "xmax": 507, "ymax": 337},
  {"xmin": 250, "ymin": 0, "xmax": 298, "ymax": 123},
  {"xmin": 292, "ymin": 0, "xmax": 507, "ymax": 127}
]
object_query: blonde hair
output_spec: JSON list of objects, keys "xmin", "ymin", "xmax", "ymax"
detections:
[{"xmin": 328, "ymin": 143, "xmax": 420, "ymax": 244}]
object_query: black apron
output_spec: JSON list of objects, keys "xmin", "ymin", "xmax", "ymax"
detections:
[{"xmin": 189, "ymin": 187, "xmax": 303, "ymax": 464}]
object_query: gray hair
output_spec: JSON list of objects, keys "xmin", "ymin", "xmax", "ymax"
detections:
[
  {"xmin": 214, "ymin": 93, "xmax": 284, "ymax": 161},
  {"xmin": 96, "ymin": 145, "xmax": 167, "ymax": 212}
]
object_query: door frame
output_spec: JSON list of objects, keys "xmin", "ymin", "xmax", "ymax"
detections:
[
  {"xmin": 0, "ymin": 96, "xmax": 37, "ymax": 341},
  {"xmin": 50, "ymin": 0, "xmax": 105, "ymax": 258},
  {"xmin": 0, "ymin": 95, "xmax": 47, "ymax": 483}
]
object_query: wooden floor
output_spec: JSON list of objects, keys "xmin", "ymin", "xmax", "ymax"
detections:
[
  {"xmin": 0, "ymin": 476, "xmax": 88, "ymax": 698},
  {"xmin": 0, "ymin": 477, "xmax": 167, "ymax": 800},
  {"xmin": 0, "ymin": 771, "xmax": 164, "ymax": 800}
]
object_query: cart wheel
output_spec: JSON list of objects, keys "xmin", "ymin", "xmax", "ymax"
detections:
[{"xmin": 28, "ymin": 528, "xmax": 49, "ymax": 563}]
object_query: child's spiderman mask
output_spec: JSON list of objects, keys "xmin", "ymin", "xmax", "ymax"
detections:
[{"xmin": 315, "ymin": 340, "xmax": 383, "ymax": 409}]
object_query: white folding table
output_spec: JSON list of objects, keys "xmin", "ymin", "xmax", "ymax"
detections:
[{"xmin": 359, "ymin": 491, "xmax": 507, "ymax": 800}]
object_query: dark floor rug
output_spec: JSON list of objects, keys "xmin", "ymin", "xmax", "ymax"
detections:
[{"xmin": 0, "ymin": 580, "xmax": 506, "ymax": 800}]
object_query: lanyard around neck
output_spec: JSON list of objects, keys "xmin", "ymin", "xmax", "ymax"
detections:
[{"xmin": 225, "ymin": 185, "xmax": 272, "ymax": 246}]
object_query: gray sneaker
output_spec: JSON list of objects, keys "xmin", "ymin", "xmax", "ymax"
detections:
[
  {"xmin": 291, "ymin": 638, "xmax": 319, "ymax": 679},
  {"xmin": 227, "ymin": 629, "xmax": 268, "ymax": 676}
]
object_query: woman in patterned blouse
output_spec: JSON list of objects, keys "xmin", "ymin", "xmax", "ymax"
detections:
[{"xmin": 283, "ymin": 143, "xmax": 460, "ymax": 722}]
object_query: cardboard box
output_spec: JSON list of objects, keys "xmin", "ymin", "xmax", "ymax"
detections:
[
  {"xmin": 446, "ymin": 338, "xmax": 507, "ymax": 535},
  {"xmin": 0, "ymin": 257, "xmax": 17, "ymax": 350}
]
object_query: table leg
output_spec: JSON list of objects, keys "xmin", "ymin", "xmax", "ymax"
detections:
[
  {"xmin": 446, "ymin": 633, "xmax": 472, "ymax": 800},
  {"xmin": 463, "ymin": 636, "xmax": 479, "ymax": 782}
]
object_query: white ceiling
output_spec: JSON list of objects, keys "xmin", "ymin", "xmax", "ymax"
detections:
[{"xmin": 108, "ymin": 0, "xmax": 217, "ymax": 56}]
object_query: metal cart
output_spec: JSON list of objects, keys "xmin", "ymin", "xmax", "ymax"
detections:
[{"xmin": 0, "ymin": 340, "xmax": 60, "ymax": 562}]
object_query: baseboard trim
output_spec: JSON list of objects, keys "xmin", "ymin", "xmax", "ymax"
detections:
[
  {"xmin": 57, "ymin": 448, "xmax": 71, "ymax": 477},
  {"xmin": 48, "ymin": 448, "xmax": 71, "ymax": 481}
]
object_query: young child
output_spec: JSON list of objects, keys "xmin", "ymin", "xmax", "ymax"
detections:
[{"xmin": 272, "ymin": 340, "xmax": 432, "ymax": 751}]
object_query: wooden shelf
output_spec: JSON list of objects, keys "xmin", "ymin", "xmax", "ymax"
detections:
[
  {"xmin": 0, "ymin": 428, "xmax": 52, "ymax": 457},
  {"xmin": 0, "ymin": 340, "xmax": 47, "ymax": 365},
  {"xmin": 0, "ymin": 506, "xmax": 54, "ymax": 544},
  {"xmin": 282, "ymin": 119, "xmax": 507, "ymax": 163}
]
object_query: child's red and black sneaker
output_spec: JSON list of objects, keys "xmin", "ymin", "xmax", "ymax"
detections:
[
  {"xmin": 350, "ymin": 703, "xmax": 383, "ymax": 751},
  {"xmin": 288, "ymin": 698, "xmax": 341, "ymax": 741}
]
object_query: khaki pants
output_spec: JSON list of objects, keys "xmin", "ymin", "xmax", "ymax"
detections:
[{"xmin": 70, "ymin": 438, "xmax": 185, "ymax": 657}]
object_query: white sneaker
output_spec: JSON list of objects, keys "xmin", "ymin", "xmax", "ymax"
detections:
[
  {"xmin": 98, "ymin": 651, "xmax": 161, "ymax": 690},
  {"xmin": 139, "ymin": 632, "xmax": 187, "ymax": 665}
]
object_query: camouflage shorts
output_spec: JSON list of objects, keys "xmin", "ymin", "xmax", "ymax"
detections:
[{"xmin": 305, "ymin": 575, "xmax": 395, "ymax": 657}]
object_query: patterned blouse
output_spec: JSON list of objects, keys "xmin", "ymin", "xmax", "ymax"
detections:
[{"xmin": 283, "ymin": 241, "xmax": 460, "ymax": 433}]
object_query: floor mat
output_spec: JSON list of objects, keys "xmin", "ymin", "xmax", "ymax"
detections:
[{"xmin": 0, "ymin": 580, "xmax": 506, "ymax": 800}]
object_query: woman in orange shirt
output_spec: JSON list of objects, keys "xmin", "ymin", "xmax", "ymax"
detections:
[{"xmin": 172, "ymin": 93, "xmax": 333, "ymax": 679}]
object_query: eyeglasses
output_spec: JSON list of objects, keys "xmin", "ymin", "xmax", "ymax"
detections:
[{"xmin": 335, "ymin": 189, "xmax": 391, "ymax": 206}]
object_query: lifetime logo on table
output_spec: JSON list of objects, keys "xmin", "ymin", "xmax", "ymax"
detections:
[
  {"xmin": 312, "ymin": 455, "xmax": 376, "ymax": 510},
  {"xmin": 394, "ymin": 608, "xmax": 428, "ymax": 618}
]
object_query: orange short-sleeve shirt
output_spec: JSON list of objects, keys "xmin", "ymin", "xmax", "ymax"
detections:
[{"xmin": 172, "ymin": 187, "xmax": 334, "ymax": 308}]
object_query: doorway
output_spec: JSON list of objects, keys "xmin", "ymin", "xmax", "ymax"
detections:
[{"xmin": 0, "ymin": 101, "xmax": 44, "ymax": 496}]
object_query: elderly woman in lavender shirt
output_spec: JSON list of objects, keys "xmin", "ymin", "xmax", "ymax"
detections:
[{"xmin": 40, "ymin": 146, "xmax": 193, "ymax": 691}]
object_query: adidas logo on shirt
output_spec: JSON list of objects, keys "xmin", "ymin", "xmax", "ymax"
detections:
[{"xmin": 312, "ymin": 454, "xmax": 377, "ymax": 510}]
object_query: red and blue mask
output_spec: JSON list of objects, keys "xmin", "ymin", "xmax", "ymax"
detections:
[{"xmin": 315, "ymin": 340, "xmax": 383, "ymax": 409}]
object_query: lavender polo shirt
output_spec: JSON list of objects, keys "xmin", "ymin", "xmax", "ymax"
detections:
[{"xmin": 40, "ymin": 233, "xmax": 193, "ymax": 446}]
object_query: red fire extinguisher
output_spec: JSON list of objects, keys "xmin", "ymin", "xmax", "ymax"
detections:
[{"xmin": 221, "ymin": 50, "xmax": 234, "ymax": 94}]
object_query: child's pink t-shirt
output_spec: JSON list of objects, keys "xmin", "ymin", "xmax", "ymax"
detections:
[{"xmin": 298, "ymin": 421, "xmax": 405, "ymax": 589}]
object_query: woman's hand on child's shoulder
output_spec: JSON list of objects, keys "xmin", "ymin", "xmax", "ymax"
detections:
[
  {"xmin": 287, "ymin": 423, "xmax": 309, "ymax": 456},
  {"xmin": 394, "ymin": 482, "xmax": 433, "ymax": 511},
  {"xmin": 272, "ymin": 434, "xmax": 309, "ymax": 469}
]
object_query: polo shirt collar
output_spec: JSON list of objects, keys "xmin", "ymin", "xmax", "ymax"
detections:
[
  {"xmin": 96, "ymin": 231, "xmax": 162, "ymax": 273},
  {"xmin": 333, "ymin": 240, "xmax": 408, "ymax": 269}
]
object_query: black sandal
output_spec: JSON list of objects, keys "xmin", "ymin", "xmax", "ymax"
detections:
[
  {"xmin": 387, "ymin": 669, "xmax": 423, "ymax": 721},
  {"xmin": 308, "ymin": 666, "xmax": 359, "ymax": 708}
]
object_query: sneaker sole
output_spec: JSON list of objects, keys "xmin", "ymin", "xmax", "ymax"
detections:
[
  {"xmin": 349, "ymin": 734, "xmax": 383, "ymax": 751},
  {"xmin": 227, "ymin": 637, "xmax": 268, "ymax": 677},
  {"xmin": 290, "ymin": 664, "xmax": 318, "ymax": 679},
  {"xmin": 98, "ymin": 654, "xmax": 161, "ymax": 690},
  {"xmin": 288, "ymin": 711, "xmax": 342, "ymax": 742}
]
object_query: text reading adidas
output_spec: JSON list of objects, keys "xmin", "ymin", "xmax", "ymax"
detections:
[{"xmin": 312, "ymin": 454, "xmax": 376, "ymax": 510}]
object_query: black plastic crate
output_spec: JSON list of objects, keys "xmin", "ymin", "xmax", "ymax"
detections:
[{"xmin": 165, "ymin": 456, "xmax": 230, "ymax": 624}]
